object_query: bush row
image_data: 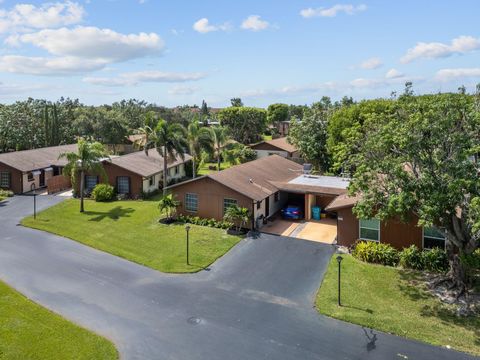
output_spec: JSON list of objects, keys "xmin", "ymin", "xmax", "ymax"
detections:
[
  {"xmin": 176, "ymin": 214, "xmax": 233, "ymax": 230},
  {"xmin": 0, "ymin": 189, "xmax": 14, "ymax": 198},
  {"xmin": 352, "ymin": 241, "xmax": 449, "ymax": 273}
]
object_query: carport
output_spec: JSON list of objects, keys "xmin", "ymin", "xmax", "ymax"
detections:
[{"xmin": 262, "ymin": 174, "xmax": 350, "ymax": 244}]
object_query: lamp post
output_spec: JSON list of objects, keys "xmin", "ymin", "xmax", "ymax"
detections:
[
  {"xmin": 31, "ymin": 183, "xmax": 37, "ymax": 220},
  {"xmin": 185, "ymin": 224, "xmax": 191, "ymax": 265},
  {"xmin": 336, "ymin": 255, "xmax": 343, "ymax": 306}
]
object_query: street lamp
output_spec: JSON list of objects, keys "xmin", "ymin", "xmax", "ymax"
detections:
[
  {"xmin": 336, "ymin": 255, "xmax": 343, "ymax": 306},
  {"xmin": 185, "ymin": 224, "xmax": 191, "ymax": 265},
  {"xmin": 31, "ymin": 183, "xmax": 37, "ymax": 220}
]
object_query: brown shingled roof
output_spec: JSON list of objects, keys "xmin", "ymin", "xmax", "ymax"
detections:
[
  {"xmin": 251, "ymin": 137, "xmax": 297, "ymax": 153},
  {"xmin": 325, "ymin": 193, "xmax": 360, "ymax": 211},
  {"xmin": 205, "ymin": 155, "xmax": 302, "ymax": 201},
  {"xmin": 0, "ymin": 144, "xmax": 78, "ymax": 172},
  {"xmin": 109, "ymin": 149, "xmax": 192, "ymax": 178}
]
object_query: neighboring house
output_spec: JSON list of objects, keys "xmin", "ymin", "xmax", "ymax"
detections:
[
  {"xmin": 169, "ymin": 154, "xmax": 444, "ymax": 250},
  {"xmin": 0, "ymin": 144, "xmax": 77, "ymax": 194},
  {"xmin": 277, "ymin": 120, "xmax": 291, "ymax": 137},
  {"xmin": 250, "ymin": 137, "xmax": 301, "ymax": 160},
  {"xmin": 79, "ymin": 149, "xmax": 192, "ymax": 198}
]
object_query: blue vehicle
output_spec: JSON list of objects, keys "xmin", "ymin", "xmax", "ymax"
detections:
[{"xmin": 281, "ymin": 205, "xmax": 303, "ymax": 220}]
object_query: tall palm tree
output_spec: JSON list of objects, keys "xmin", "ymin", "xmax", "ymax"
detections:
[
  {"xmin": 60, "ymin": 138, "xmax": 109, "ymax": 213},
  {"xmin": 133, "ymin": 111, "xmax": 157, "ymax": 156},
  {"xmin": 187, "ymin": 121, "xmax": 214, "ymax": 179},
  {"xmin": 211, "ymin": 126, "xmax": 228, "ymax": 171}
]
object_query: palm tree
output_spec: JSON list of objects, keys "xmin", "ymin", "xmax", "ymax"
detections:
[
  {"xmin": 158, "ymin": 193, "xmax": 180, "ymax": 222},
  {"xmin": 187, "ymin": 121, "xmax": 214, "ymax": 179},
  {"xmin": 223, "ymin": 205, "xmax": 250, "ymax": 233},
  {"xmin": 211, "ymin": 126, "xmax": 228, "ymax": 171},
  {"xmin": 60, "ymin": 138, "xmax": 109, "ymax": 213},
  {"xmin": 133, "ymin": 111, "xmax": 157, "ymax": 156}
]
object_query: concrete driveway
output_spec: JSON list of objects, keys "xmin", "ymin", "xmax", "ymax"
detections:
[
  {"xmin": 0, "ymin": 195, "xmax": 475, "ymax": 360},
  {"xmin": 262, "ymin": 217, "xmax": 337, "ymax": 244}
]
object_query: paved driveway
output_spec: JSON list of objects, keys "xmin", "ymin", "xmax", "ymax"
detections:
[{"xmin": 0, "ymin": 196, "xmax": 475, "ymax": 360}]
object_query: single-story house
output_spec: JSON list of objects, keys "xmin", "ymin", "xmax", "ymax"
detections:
[
  {"xmin": 168, "ymin": 155, "xmax": 444, "ymax": 250},
  {"xmin": 250, "ymin": 137, "xmax": 301, "ymax": 160},
  {"xmin": 79, "ymin": 149, "xmax": 192, "ymax": 198},
  {"xmin": 0, "ymin": 144, "xmax": 77, "ymax": 194}
]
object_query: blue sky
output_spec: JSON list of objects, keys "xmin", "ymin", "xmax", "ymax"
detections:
[{"xmin": 0, "ymin": 0, "xmax": 479, "ymax": 107}]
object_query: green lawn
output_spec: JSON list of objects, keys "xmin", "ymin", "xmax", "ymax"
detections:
[
  {"xmin": 197, "ymin": 161, "xmax": 233, "ymax": 176},
  {"xmin": 316, "ymin": 255, "xmax": 480, "ymax": 356},
  {"xmin": 22, "ymin": 198, "xmax": 242, "ymax": 273},
  {"xmin": 0, "ymin": 280, "xmax": 117, "ymax": 360}
]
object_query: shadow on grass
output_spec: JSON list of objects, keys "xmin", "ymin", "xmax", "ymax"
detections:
[
  {"xmin": 397, "ymin": 268, "xmax": 480, "ymax": 346},
  {"xmin": 341, "ymin": 304, "xmax": 374, "ymax": 314},
  {"xmin": 84, "ymin": 206, "xmax": 135, "ymax": 222}
]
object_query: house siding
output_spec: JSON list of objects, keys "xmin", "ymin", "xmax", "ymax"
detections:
[
  {"xmin": 336, "ymin": 207, "xmax": 423, "ymax": 250},
  {"xmin": 251, "ymin": 142, "xmax": 298, "ymax": 159},
  {"xmin": 172, "ymin": 177, "xmax": 254, "ymax": 227}
]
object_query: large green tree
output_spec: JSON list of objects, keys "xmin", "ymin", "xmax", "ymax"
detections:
[
  {"xmin": 267, "ymin": 103, "xmax": 289, "ymax": 126},
  {"xmin": 142, "ymin": 119, "xmax": 188, "ymax": 194},
  {"xmin": 288, "ymin": 100, "xmax": 332, "ymax": 171},
  {"xmin": 187, "ymin": 121, "xmax": 214, "ymax": 178},
  {"xmin": 217, "ymin": 107, "xmax": 266, "ymax": 144},
  {"xmin": 60, "ymin": 138, "xmax": 109, "ymax": 213},
  {"xmin": 349, "ymin": 92, "xmax": 480, "ymax": 293}
]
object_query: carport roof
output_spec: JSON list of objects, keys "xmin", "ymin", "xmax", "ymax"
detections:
[
  {"xmin": 268, "ymin": 181, "xmax": 348, "ymax": 196},
  {"xmin": 324, "ymin": 193, "xmax": 360, "ymax": 211}
]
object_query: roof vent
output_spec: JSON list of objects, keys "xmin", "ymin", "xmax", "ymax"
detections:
[{"xmin": 303, "ymin": 163, "xmax": 313, "ymax": 175}]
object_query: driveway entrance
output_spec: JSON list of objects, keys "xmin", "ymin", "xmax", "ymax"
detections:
[{"xmin": 261, "ymin": 217, "xmax": 337, "ymax": 244}]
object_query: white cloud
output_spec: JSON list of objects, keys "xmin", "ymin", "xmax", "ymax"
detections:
[
  {"xmin": 84, "ymin": 71, "xmax": 207, "ymax": 86},
  {"xmin": 0, "ymin": 1, "xmax": 84, "ymax": 33},
  {"xmin": 385, "ymin": 68, "xmax": 404, "ymax": 79},
  {"xmin": 193, "ymin": 18, "xmax": 230, "ymax": 34},
  {"xmin": 350, "ymin": 77, "xmax": 386, "ymax": 89},
  {"xmin": 401, "ymin": 35, "xmax": 480, "ymax": 63},
  {"xmin": 434, "ymin": 68, "xmax": 480, "ymax": 82},
  {"xmin": 359, "ymin": 57, "xmax": 383, "ymax": 70},
  {"xmin": 241, "ymin": 15, "xmax": 270, "ymax": 31},
  {"xmin": 300, "ymin": 4, "xmax": 367, "ymax": 18},
  {"xmin": 7, "ymin": 26, "xmax": 164, "ymax": 62},
  {"xmin": 0, "ymin": 81, "xmax": 48, "ymax": 95},
  {"xmin": 0, "ymin": 55, "xmax": 106, "ymax": 75},
  {"xmin": 168, "ymin": 85, "xmax": 198, "ymax": 95}
]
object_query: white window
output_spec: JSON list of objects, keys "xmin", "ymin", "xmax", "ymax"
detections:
[
  {"xmin": 185, "ymin": 193, "xmax": 198, "ymax": 212},
  {"xmin": 85, "ymin": 175, "xmax": 98, "ymax": 192},
  {"xmin": 359, "ymin": 219, "xmax": 380, "ymax": 242},
  {"xmin": 423, "ymin": 227, "xmax": 446, "ymax": 250},
  {"xmin": 223, "ymin": 198, "xmax": 238, "ymax": 215},
  {"xmin": 149, "ymin": 176, "xmax": 154, "ymax": 186},
  {"xmin": 117, "ymin": 176, "xmax": 130, "ymax": 194},
  {"xmin": 0, "ymin": 171, "xmax": 10, "ymax": 188}
]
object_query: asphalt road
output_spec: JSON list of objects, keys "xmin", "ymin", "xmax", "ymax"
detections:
[{"xmin": 0, "ymin": 195, "xmax": 476, "ymax": 360}]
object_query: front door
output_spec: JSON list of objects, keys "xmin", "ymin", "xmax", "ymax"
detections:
[
  {"xmin": 265, "ymin": 197, "xmax": 270, "ymax": 218},
  {"xmin": 39, "ymin": 170, "xmax": 45, "ymax": 187}
]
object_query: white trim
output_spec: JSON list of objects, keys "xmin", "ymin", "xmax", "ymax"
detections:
[{"xmin": 359, "ymin": 218, "xmax": 381, "ymax": 242}]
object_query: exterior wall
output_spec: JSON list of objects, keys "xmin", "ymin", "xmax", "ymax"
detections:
[
  {"xmin": 172, "ymin": 177, "xmax": 254, "ymax": 226},
  {"xmin": 336, "ymin": 207, "xmax": 423, "ymax": 250},
  {"xmin": 22, "ymin": 172, "xmax": 39, "ymax": 193},
  {"xmin": 142, "ymin": 163, "xmax": 187, "ymax": 194},
  {"xmin": 103, "ymin": 163, "xmax": 143, "ymax": 197},
  {"xmin": 0, "ymin": 162, "xmax": 23, "ymax": 194}
]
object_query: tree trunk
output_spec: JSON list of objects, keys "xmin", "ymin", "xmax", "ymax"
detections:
[
  {"xmin": 79, "ymin": 170, "xmax": 85, "ymax": 213},
  {"xmin": 217, "ymin": 150, "xmax": 221, "ymax": 172},
  {"xmin": 163, "ymin": 148, "xmax": 168, "ymax": 195},
  {"xmin": 192, "ymin": 157, "xmax": 196, "ymax": 179},
  {"xmin": 447, "ymin": 253, "xmax": 468, "ymax": 290}
]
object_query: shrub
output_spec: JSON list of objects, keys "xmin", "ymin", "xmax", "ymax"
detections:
[
  {"xmin": 352, "ymin": 241, "xmax": 399, "ymax": 266},
  {"xmin": 0, "ymin": 189, "xmax": 14, "ymax": 198},
  {"xmin": 399, "ymin": 245, "xmax": 448, "ymax": 273},
  {"xmin": 422, "ymin": 247, "xmax": 448, "ymax": 273},
  {"xmin": 399, "ymin": 245, "xmax": 424, "ymax": 270},
  {"xmin": 91, "ymin": 184, "xmax": 115, "ymax": 202},
  {"xmin": 177, "ymin": 214, "xmax": 233, "ymax": 230}
]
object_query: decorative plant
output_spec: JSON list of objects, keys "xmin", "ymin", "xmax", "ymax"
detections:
[
  {"xmin": 158, "ymin": 193, "xmax": 180, "ymax": 222},
  {"xmin": 223, "ymin": 205, "xmax": 250, "ymax": 233}
]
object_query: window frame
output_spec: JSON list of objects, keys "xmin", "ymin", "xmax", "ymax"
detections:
[
  {"xmin": 223, "ymin": 198, "xmax": 238, "ymax": 215},
  {"xmin": 422, "ymin": 226, "xmax": 446, "ymax": 250},
  {"xmin": 0, "ymin": 171, "xmax": 10, "ymax": 188},
  {"xmin": 184, "ymin": 193, "xmax": 198, "ymax": 213},
  {"xmin": 27, "ymin": 172, "xmax": 34, "ymax": 182},
  {"xmin": 116, "ymin": 176, "xmax": 130, "ymax": 195},
  {"xmin": 85, "ymin": 175, "xmax": 98, "ymax": 192},
  {"xmin": 359, "ymin": 218, "xmax": 381, "ymax": 242}
]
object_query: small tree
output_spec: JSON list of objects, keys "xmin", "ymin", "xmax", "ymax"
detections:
[
  {"xmin": 230, "ymin": 98, "xmax": 244, "ymax": 107},
  {"xmin": 60, "ymin": 138, "xmax": 109, "ymax": 213},
  {"xmin": 187, "ymin": 120, "xmax": 214, "ymax": 178},
  {"xmin": 158, "ymin": 193, "xmax": 180, "ymax": 222},
  {"xmin": 223, "ymin": 205, "xmax": 250, "ymax": 232},
  {"xmin": 210, "ymin": 126, "xmax": 228, "ymax": 171}
]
